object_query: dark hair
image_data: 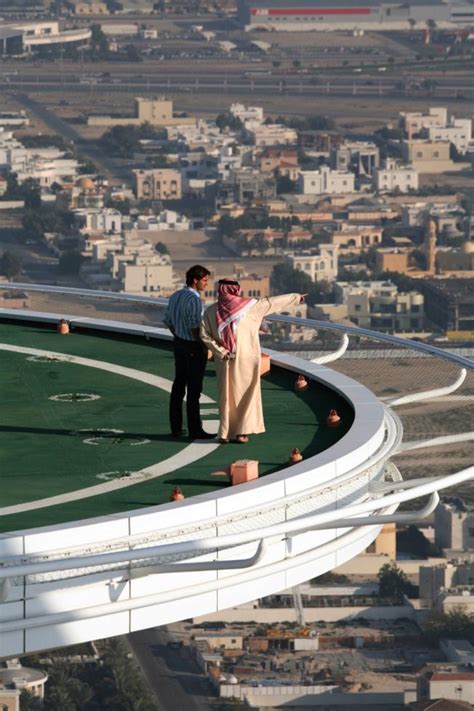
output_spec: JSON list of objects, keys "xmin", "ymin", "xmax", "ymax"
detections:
[{"xmin": 186, "ymin": 264, "xmax": 210, "ymax": 286}]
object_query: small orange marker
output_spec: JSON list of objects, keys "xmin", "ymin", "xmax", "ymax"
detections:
[
  {"xmin": 295, "ymin": 374, "xmax": 308, "ymax": 391},
  {"xmin": 170, "ymin": 487, "xmax": 185, "ymax": 502},
  {"xmin": 289, "ymin": 448, "xmax": 303, "ymax": 464},
  {"xmin": 327, "ymin": 409, "xmax": 341, "ymax": 427}
]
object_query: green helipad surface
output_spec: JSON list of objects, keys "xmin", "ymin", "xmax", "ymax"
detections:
[{"xmin": 0, "ymin": 321, "xmax": 354, "ymax": 534}]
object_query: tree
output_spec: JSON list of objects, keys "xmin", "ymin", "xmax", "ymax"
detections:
[
  {"xmin": 397, "ymin": 524, "xmax": 440, "ymax": 558},
  {"xmin": 270, "ymin": 263, "xmax": 333, "ymax": 305},
  {"xmin": 58, "ymin": 250, "xmax": 83, "ymax": 274},
  {"xmin": 19, "ymin": 689, "xmax": 42, "ymax": 710},
  {"xmin": 125, "ymin": 43, "xmax": 142, "ymax": 62},
  {"xmin": 0, "ymin": 251, "xmax": 22, "ymax": 280},
  {"xmin": 90, "ymin": 23, "xmax": 109, "ymax": 59},
  {"xmin": 377, "ymin": 562, "xmax": 417, "ymax": 599},
  {"xmin": 425, "ymin": 609, "xmax": 474, "ymax": 644},
  {"xmin": 155, "ymin": 242, "xmax": 169, "ymax": 254},
  {"xmin": 276, "ymin": 175, "xmax": 297, "ymax": 195},
  {"xmin": 410, "ymin": 248, "xmax": 427, "ymax": 270}
]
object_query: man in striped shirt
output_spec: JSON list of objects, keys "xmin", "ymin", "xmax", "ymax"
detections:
[{"xmin": 164, "ymin": 264, "xmax": 214, "ymax": 439}]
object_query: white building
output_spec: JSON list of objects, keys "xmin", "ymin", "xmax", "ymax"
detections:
[
  {"xmin": 135, "ymin": 210, "xmax": 190, "ymax": 231},
  {"xmin": 0, "ymin": 111, "xmax": 29, "ymax": 128},
  {"xmin": 298, "ymin": 166, "xmax": 355, "ymax": 195},
  {"xmin": 217, "ymin": 144, "xmax": 245, "ymax": 181},
  {"xmin": 287, "ymin": 244, "xmax": 338, "ymax": 282},
  {"xmin": 428, "ymin": 118, "xmax": 473, "ymax": 154},
  {"xmin": 335, "ymin": 280, "xmax": 424, "ymax": 332},
  {"xmin": 229, "ymin": 103, "xmax": 264, "ymax": 125},
  {"xmin": 373, "ymin": 159, "xmax": 419, "ymax": 193},
  {"xmin": 244, "ymin": 122, "xmax": 297, "ymax": 148},
  {"xmin": 116, "ymin": 253, "xmax": 173, "ymax": 295},
  {"xmin": 400, "ymin": 107, "xmax": 448, "ymax": 136},
  {"xmin": 73, "ymin": 208, "xmax": 122, "ymax": 234}
]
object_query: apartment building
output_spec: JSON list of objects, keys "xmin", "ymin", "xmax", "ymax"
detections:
[
  {"xmin": 335, "ymin": 280, "xmax": 424, "ymax": 332},
  {"xmin": 134, "ymin": 169, "xmax": 182, "ymax": 200}
]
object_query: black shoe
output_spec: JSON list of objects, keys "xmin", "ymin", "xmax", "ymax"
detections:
[
  {"xmin": 188, "ymin": 431, "xmax": 215, "ymax": 440},
  {"xmin": 171, "ymin": 429, "xmax": 187, "ymax": 437}
]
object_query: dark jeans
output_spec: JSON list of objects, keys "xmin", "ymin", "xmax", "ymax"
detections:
[{"xmin": 169, "ymin": 337, "xmax": 208, "ymax": 435}]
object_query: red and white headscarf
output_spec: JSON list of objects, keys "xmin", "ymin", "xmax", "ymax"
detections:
[{"xmin": 216, "ymin": 280, "xmax": 256, "ymax": 354}]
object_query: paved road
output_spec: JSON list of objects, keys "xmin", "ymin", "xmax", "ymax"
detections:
[
  {"xmin": 11, "ymin": 93, "xmax": 123, "ymax": 183},
  {"xmin": 128, "ymin": 627, "xmax": 215, "ymax": 711},
  {"xmin": 5, "ymin": 74, "xmax": 474, "ymax": 100}
]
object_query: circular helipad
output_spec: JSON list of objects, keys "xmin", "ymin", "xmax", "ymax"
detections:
[{"xmin": 0, "ymin": 321, "xmax": 353, "ymax": 533}]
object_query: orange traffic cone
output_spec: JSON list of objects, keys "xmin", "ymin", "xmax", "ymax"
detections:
[
  {"xmin": 289, "ymin": 448, "xmax": 303, "ymax": 464},
  {"xmin": 295, "ymin": 374, "xmax": 308, "ymax": 391},
  {"xmin": 170, "ymin": 487, "xmax": 184, "ymax": 502},
  {"xmin": 57, "ymin": 319, "xmax": 69, "ymax": 335},
  {"xmin": 327, "ymin": 409, "xmax": 341, "ymax": 427}
]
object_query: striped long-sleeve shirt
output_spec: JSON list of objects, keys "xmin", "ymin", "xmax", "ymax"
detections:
[{"xmin": 164, "ymin": 287, "xmax": 204, "ymax": 341}]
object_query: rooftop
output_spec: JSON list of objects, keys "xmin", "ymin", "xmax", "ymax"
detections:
[{"xmin": 0, "ymin": 320, "xmax": 351, "ymax": 534}]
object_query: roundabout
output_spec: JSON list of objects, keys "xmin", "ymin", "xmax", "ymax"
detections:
[{"xmin": 0, "ymin": 284, "xmax": 472, "ymax": 658}]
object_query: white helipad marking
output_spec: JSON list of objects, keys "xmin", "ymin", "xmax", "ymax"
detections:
[
  {"xmin": 0, "ymin": 343, "xmax": 220, "ymax": 515},
  {"xmin": 1, "ymin": 343, "xmax": 214, "ymax": 402},
  {"xmin": 49, "ymin": 393, "xmax": 101, "ymax": 402}
]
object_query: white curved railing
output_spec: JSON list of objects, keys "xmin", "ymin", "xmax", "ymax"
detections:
[{"xmin": 0, "ymin": 285, "xmax": 472, "ymax": 657}]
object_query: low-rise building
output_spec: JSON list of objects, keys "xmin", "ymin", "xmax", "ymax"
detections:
[
  {"xmin": 328, "ymin": 224, "xmax": 382, "ymax": 252},
  {"xmin": 230, "ymin": 103, "xmax": 264, "ymax": 125},
  {"xmin": 419, "ymin": 279, "xmax": 474, "ymax": 332},
  {"xmin": 434, "ymin": 497, "xmax": 474, "ymax": 552},
  {"xmin": 244, "ymin": 122, "xmax": 297, "ymax": 148},
  {"xmin": 400, "ymin": 107, "xmax": 449, "ymax": 136},
  {"xmin": 299, "ymin": 166, "xmax": 355, "ymax": 196},
  {"xmin": 116, "ymin": 253, "xmax": 173, "ymax": 295},
  {"xmin": 203, "ymin": 272, "xmax": 270, "ymax": 303},
  {"xmin": 287, "ymin": 244, "xmax": 338, "ymax": 282},
  {"xmin": 401, "ymin": 139, "xmax": 468, "ymax": 173},
  {"xmin": 331, "ymin": 141, "xmax": 380, "ymax": 177},
  {"xmin": 428, "ymin": 118, "xmax": 472, "ymax": 154},
  {"xmin": 375, "ymin": 248, "xmax": 409, "ymax": 274},
  {"xmin": 134, "ymin": 168, "xmax": 182, "ymax": 200},
  {"xmin": 88, "ymin": 97, "xmax": 195, "ymax": 128},
  {"xmin": 373, "ymin": 159, "xmax": 419, "ymax": 193},
  {"xmin": 135, "ymin": 210, "xmax": 190, "ymax": 231},
  {"xmin": 418, "ymin": 671, "xmax": 474, "ymax": 706},
  {"xmin": 335, "ymin": 280, "xmax": 424, "ymax": 332},
  {"xmin": 0, "ymin": 659, "xmax": 48, "ymax": 701},
  {"xmin": 257, "ymin": 147, "xmax": 299, "ymax": 179},
  {"xmin": 73, "ymin": 207, "xmax": 122, "ymax": 234}
]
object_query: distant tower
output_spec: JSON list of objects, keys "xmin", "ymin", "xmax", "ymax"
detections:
[{"xmin": 425, "ymin": 217, "xmax": 437, "ymax": 273}]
